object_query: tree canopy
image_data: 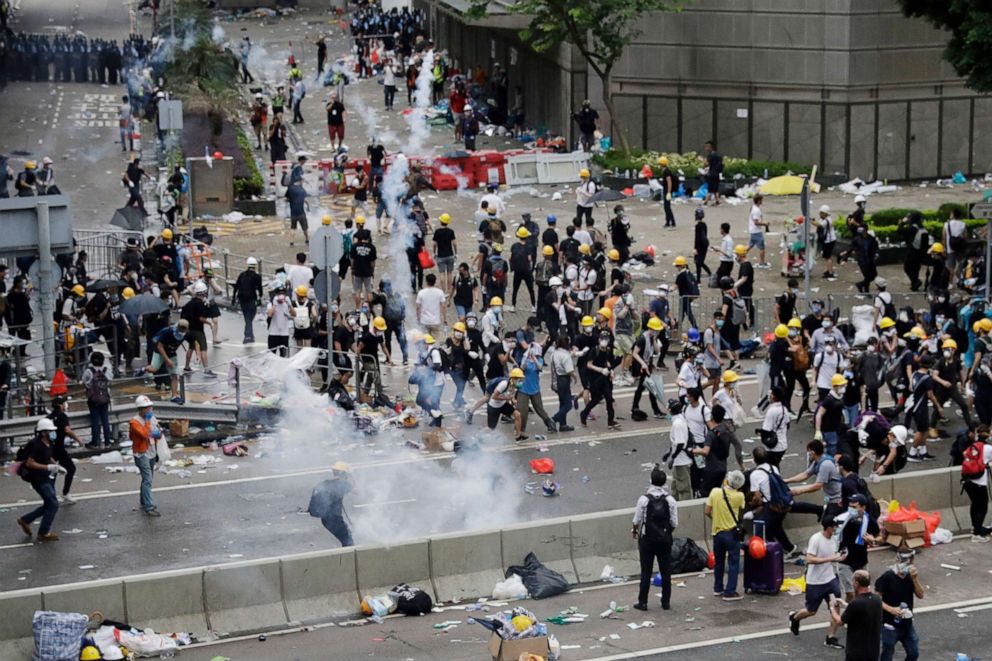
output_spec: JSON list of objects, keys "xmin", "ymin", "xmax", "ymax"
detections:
[{"xmin": 897, "ymin": 1, "xmax": 992, "ymax": 93}]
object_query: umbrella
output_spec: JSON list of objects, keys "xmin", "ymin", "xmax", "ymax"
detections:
[
  {"xmin": 440, "ymin": 150, "xmax": 471, "ymax": 159},
  {"xmin": 86, "ymin": 279, "xmax": 128, "ymax": 292},
  {"xmin": 588, "ymin": 188, "xmax": 628, "ymax": 204},
  {"xmin": 118, "ymin": 293, "xmax": 168, "ymax": 317},
  {"xmin": 110, "ymin": 207, "xmax": 147, "ymax": 231}
]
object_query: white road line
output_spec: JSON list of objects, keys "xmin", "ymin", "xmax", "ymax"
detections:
[
  {"xmin": 0, "ymin": 542, "xmax": 33, "ymax": 550},
  {"xmin": 352, "ymin": 498, "xmax": 416, "ymax": 508}
]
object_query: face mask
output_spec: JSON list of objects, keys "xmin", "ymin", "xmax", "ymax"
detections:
[
  {"xmin": 599, "ymin": 339, "xmax": 609, "ymax": 348},
  {"xmin": 582, "ymin": 326, "xmax": 593, "ymax": 334},
  {"xmin": 835, "ymin": 386, "xmax": 846, "ymax": 396},
  {"xmin": 896, "ymin": 562, "xmax": 910, "ymax": 575},
  {"xmin": 789, "ymin": 329, "xmax": 799, "ymax": 338},
  {"xmin": 370, "ymin": 328, "xmax": 380, "ymax": 337},
  {"xmin": 822, "ymin": 319, "xmax": 833, "ymax": 329},
  {"xmin": 554, "ymin": 287, "xmax": 562, "ymax": 295},
  {"xmin": 716, "ymin": 320, "xmax": 724, "ymax": 329},
  {"xmin": 48, "ymin": 431, "xmax": 57, "ymax": 441},
  {"xmin": 867, "ymin": 345, "xmax": 876, "ymax": 353},
  {"xmin": 812, "ymin": 304, "xmax": 822, "ymax": 314},
  {"xmin": 826, "ymin": 346, "xmax": 835, "ymax": 354},
  {"xmin": 790, "ymin": 288, "xmax": 798, "ymax": 295},
  {"xmin": 937, "ymin": 296, "xmax": 946, "ymax": 304},
  {"xmin": 935, "ymin": 316, "xmax": 946, "ymax": 327},
  {"xmin": 175, "ymin": 332, "xmax": 186, "ymax": 341},
  {"xmin": 467, "ymin": 319, "xmax": 477, "ymax": 328},
  {"xmin": 694, "ymin": 356, "xmax": 704, "ymax": 365},
  {"xmin": 491, "ymin": 306, "xmax": 502, "ymax": 314},
  {"xmin": 848, "ymin": 507, "xmax": 859, "ymax": 518},
  {"xmin": 943, "ymin": 350, "xmax": 952, "ymax": 359},
  {"xmin": 730, "ymin": 382, "xmax": 738, "ymax": 390},
  {"xmin": 454, "ymin": 331, "xmax": 463, "ymax": 340}
]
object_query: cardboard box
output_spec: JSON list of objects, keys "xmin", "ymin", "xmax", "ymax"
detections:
[
  {"xmin": 884, "ymin": 519, "xmax": 926, "ymax": 536},
  {"xmin": 487, "ymin": 633, "xmax": 548, "ymax": 661},
  {"xmin": 886, "ymin": 533, "xmax": 927, "ymax": 550},
  {"xmin": 169, "ymin": 419, "xmax": 189, "ymax": 438}
]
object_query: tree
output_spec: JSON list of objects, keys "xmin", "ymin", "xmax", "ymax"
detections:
[
  {"xmin": 469, "ymin": 0, "xmax": 685, "ymax": 153},
  {"xmin": 896, "ymin": 1, "xmax": 992, "ymax": 93}
]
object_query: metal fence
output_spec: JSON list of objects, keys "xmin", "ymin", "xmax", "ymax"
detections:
[{"xmin": 74, "ymin": 229, "xmax": 145, "ymax": 280}]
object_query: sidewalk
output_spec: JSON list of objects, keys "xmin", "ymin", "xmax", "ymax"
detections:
[{"xmin": 177, "ymin": 536, "xmax": 988, "ymax": 660}]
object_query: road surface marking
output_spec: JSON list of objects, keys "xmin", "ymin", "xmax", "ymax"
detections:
[
  {"xmin": 0, "ymin": 542, "xmax": 33, "ymax": 550},
  {"xmin": 353, "ymin": 498, "xmax": 417, "ymax": 508}
]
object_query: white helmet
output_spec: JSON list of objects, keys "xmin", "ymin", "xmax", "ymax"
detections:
[
  {"xmin": 890, "ymin": 424, "xmax": 908, "ymax": 445},
  {"xmin": 548, "ymin": 276, "xmax": 563, "ymax": 287},
  {"xmin": 246, "ymin": 257, "xmax": 258, "ymax": 268},
  {"xmin": 854, "ymin": 194, "xmax": 867, "ymax": 204},
  {"xmin": 135, "ymin": 395, "xmax": 153, "ymax": 408},
  {"xmin": 193, "ymin": 281, "xmax": 208, "ymax": 295},
  {"xmin": 818, "ymin": 205, "xmax": 830, "ymax": 214},
  {"xmin": 36, "ymin": 418, "xmax": 57, "ymax": 433}
]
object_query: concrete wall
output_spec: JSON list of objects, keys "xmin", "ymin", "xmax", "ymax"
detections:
[{"xmin": 0, "ymin": 467, "xmax": 966, "ymax": 646}]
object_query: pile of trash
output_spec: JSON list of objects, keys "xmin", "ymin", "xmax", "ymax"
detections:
[
  {"xmin": 472, "ymin": 606, "xmax": 561, "ymax": 660},
  {"xmin": 32, "ymin": 610, "xmax": 192, "ymax": 660},
  {"xmin": 835, "ymin": 177, "xmax": 901, "ymax": 196},
  {"xmin": 359, "ymin": 583, "xmax": 434, "ymax": 622}
]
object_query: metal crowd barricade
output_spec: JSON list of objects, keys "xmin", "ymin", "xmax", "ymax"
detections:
[{"xmin": 73, "ymin": 228, "xmax": 145, "ymax": 279}]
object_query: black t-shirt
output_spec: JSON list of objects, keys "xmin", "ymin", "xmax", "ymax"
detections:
[
  {"xmin": 820, "ymin": 395, "xmax": 844, "ymax": 432},
  {"xmin": 510, "ymin": 242, "xmax": 530, "ymax": 272},
  {"xmin": 368, "ymin": 144, "xmax": 386, "ymax": 168},
  {"xmin": 841, "ymin": 473, "xmax": 863, "ymax": 508},
  {"xmin": 737, "ymin": 261, "xmax": 754, "ymax": 297},
  {"xmin": 560, "ymin": 238, "xmax": 580, "ymax": 263},
  {"xmin": 351, "ymin": 243, "xmax": 377, "ymax": 278},
  {"xmin": 332, "ymin": 326, "xmax": 354, "ymax": 352},
  {"xmin": 485, "ymin": 344, "xmax": 508, "ymax": 380},
  {"xmin": 575, "ymin": 107, "xmax": 599, "ymax": 133},
  {"xmin": 541, "ymin": 228, "xmax": 558, "ymax": 249},
  {"xmin": 909, "ymin": 371, "xmax": 933, "ymax": 413},
  {"xmin": 49, "ymin": 411, "xmax": 70, "ymax": 453},
  {"xmin": 433, "ymin": 227, "xmax": 456, "ymax": 258},
  {"xmin": 326, "ymin": 101, "xmax": 345, "ymax": 125},
  {"xmin": 838, "ymin": 514, "xmax": 879, "ymax": 569},
  {"xmin": 358, "ymin": 330, "xmax": 383, "ymax": 359},
  {"xmin": 181, "ymin": 298, "xmax": 208, "ymax": 332},
  {"xmin": 776, "ymin": 292, "xmax": 796, "ymax": 323},
  {"xmin": 841, "ymin": 593, "xmax": 883, "ymax": 661},
  {"xmin": 874, "ymin": 569, "xmax": 916, "ymax": 629},
  {"xmin": 694, "ymin": 221, "xmax": 709, "ymax": 251},
  {"xmin": 453, "ymin": 274, "xmax": 477, "ymax": 308},
  {"xmin": 23, "ymin": 437, "xmax": 53, "ymax": 484}
]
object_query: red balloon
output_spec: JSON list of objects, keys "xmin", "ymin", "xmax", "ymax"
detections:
[
  {"xmin": 213, "ymin": 151, "xmax": 224, "ymax": 159},
  {"xmin": 706, "ymin": 551, "xmax": 715, "ymax": 570},
  {"xmin": 749, "ymin": 536, "xmax": 767, "ymax": 560}
]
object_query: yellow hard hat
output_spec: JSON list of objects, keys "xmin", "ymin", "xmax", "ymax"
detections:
[
  {"xmin": 942, "ymin": 338, "xmax": 958, "ymax": 350},
  {"xmin": 71, "ymin": 284, "xmax": 85, "ymax": 297},
  {"xmin": 295, "ymin": 284, "xmax": 309, "ymax": 297},
  {"xmin": 25, "ymin": 161, "xmax": 37, "ymax": 170},
  {"xmin": 492, "ymin": 243, "xmax": 503, "ymax": 252},
  {"xmin": 80, "ymin": 646, "xmax": 102, "ymax": 661},
  {"xmin": 733, "ymin": 244, "xmax": 747, "ymax": 256},
  {"xmin": 723, "ymin": 369, "xmax": 740, "ymax": 384},
  {"xmin": 879, "ymin": 317, "xmax": 895, "ymax": 330},
  {"xmin": 787, "ymin": 317, "xmax": 802, "ymax": 329},
  {"xmin": 439, "ymin": 213, "xmax": 451, "ymax": 225},
  {"xmin": 657, "ymin": 156, "xmax": 669, "ymax": 166},
  {"xmin": 516, "ymin": 226, "xmax": 531, "ymax": 239},
  {"xmin": 579, "ymin": 168, "xmax": 590, "ymax": 178},
  {"xmin": 673, "ymin": 256, "xmax": 688, "ymax": 267},
  {"xmin": 929, "ymin": 242, "xmax": 944, "ymax": 254},
  {"xmin": 597, "ymin": 307, "xmax": 613, "ymax": 321},
  {"xmin": 511, "ymin": 614, "xmax": 534, "ymax": 632},
  {"xmin": 423, "ymin": 334, "xmax": 435, "ymax": 345},
  {"xmin": 322, "ymin": 214, "xmax": 332, "ymax": 225},
  {"xmin": 578, "ymin": 244, "xmax": 591, "ymax": 255},
  {"xmin": 122, "ymin": 287, "xmax": 135, "ymax": 300},
  {"xmin": 372, "ymin": 316, "xmax": 387, "ymax": 331},
  {"xmin": 490, "ymin": 296, "xmax": 503, "ymax": 306},
  {"xmin": 973, "ymin": 320, "xmax": 983, "ymax": 334},
  {"xmin": 509, "ymin": 367, "xmax": 525, "ymax": 379},
  {"xmin": 355, "ymin": 215, "xmax": 366, "ymax": 225},
  {"xmin": 774, "ymin": 324, "xmax": 789, "ymax": 339},
  {"xmin": 981, "ymin": 318, "xmax": 992, "ymax": 333},
  {"xmin": 831, "ymin": 374, "xmax": 848, "ymax": 387},
  {"xmin": 607, "ymin": 248, "xmax": 620, "ymax": 261},
  {"xmin": 903, "ymin": 326, "xmax": 927, "ymax": 340},
  {"xmin": 453, "ymin": 321, "xmax": 466, "ymax": 332},
  {"xmin": 331, "ymin": 461, "xmax": 350, "ymax": 473},
  {"xmin": 580, "ymin": 315, "xmax": 595, "ymax": 327},
  {"xmin": 542, "ymin": 245, "xmax": 555, "ymax": 256},
  {"xmin": 162, "ymin": 228, "xmax": 173, "ymax": 240},
  {"xmin": 647, "ymin": 317, "xmax": 664, "ymax": 332}
]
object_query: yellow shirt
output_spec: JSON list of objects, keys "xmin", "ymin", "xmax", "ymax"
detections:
[{"xmin": 706, "ymin": 486, "xmax": 745, "ymax": 535}]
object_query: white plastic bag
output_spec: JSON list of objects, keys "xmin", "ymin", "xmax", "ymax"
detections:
[
  {"xmin": 491, "ymin": 574, "xmax": 527, "ymax": 600},
  {"xmin": 156, "ymin": 435, "xmax": 172, "ymax": 463},
  {"xmin": 851, "ymin": 304, "xmax": 878, "ymax": 346},
  {"xmin": 116, "ymin": 629, "xmax": 178, "ymax": 656},
  {"xmin": 931, "ymin": 527, "xmax": 953, "ymax": 545}
]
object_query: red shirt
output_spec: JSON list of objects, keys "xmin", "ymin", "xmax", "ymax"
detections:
[{"xmin": 449, "ymin": 90, "xmax": 467, "ymax": 114}]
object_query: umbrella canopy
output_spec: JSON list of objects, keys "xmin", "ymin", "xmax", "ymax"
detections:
[
  {"xmin": 118, "ymin": 293, "xmax": 168, "ymax": 317},
  {"xmin": 588, "ymin": 188, "xmax": 628, "ymax": 204},
  {"xmin": 110, "ymin": 207, "xmax": 147, "ymax": 231},
  {"xmin": 86, "ymin": 279, "xmax": 129, "ymax": 292}
]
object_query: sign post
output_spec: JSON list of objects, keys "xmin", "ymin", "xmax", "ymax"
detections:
[
  {"xmin": 801, "ymin": 178, "xmax": 811, "ymax": 302},
  {"xmin": 309, "ymin": 224, "xmax": 344, "ymax": 370}
]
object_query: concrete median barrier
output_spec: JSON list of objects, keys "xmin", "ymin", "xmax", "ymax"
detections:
[
  {"xmin": 569, "ymin": 509, "xmax": 639, "ymax": 583},
  {"xmin": 355, "ymin": 539, "xmax": 434, "ymax": 602},
  {"xmin": 0, "ymin": 592, "xmax": 42, "ymax": 659},
  {"xmin": 43, "ymin": 580, "xmax": 127, "ymax": 624},
  {"xmin": 430, "ymin": 530, "xmax": 504, "ymax": 602},
  {"xmin": 203, "ymin": 560, "xmax": 288, "ymax": 635},
  {"xmin": 676, "ymin": 499, "xmax": 708, "ymax": 550},
  {"xmin": 282, "ymin": 548, "xmax": 360, "ymax": 624},
  {"xmin": 125, "ymin": 570, "xmax": 207, "ymax": 636},
  {"xmin": 500, "ymin": 517, "xmax": 577, "ymax": 584},
  {"xmin": 890, "ymin": 467, "xmax": 957, "ymax": 532},
  {"xmin": 947, "ymin": 468, "xmax": 971, "ymax": 532}
]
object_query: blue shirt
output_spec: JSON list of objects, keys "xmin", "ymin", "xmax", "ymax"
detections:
[{"xmin": 519, "ymin": 356, "xmax": 542, "ymax": 395}]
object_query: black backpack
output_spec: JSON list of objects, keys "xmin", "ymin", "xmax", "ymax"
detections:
[
  {"xmin": 643, "ymin": 493, "xmax": 672, "ymax": 541},
  {"xmin": 875, "ymin": 293, "xmax": 896, "ymax": 320},
  {"xmin": 15, "ymin": 443, "xmax": 32, "ymax": 482}
]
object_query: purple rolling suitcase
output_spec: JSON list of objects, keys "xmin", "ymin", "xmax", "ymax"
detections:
[{"xmin": 743, "ymin": 520, "xmax": 784, "ymax": 595}]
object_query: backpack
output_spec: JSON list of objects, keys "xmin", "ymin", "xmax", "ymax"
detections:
[
  {"xmin": 793, "ymin": 342, "xmax": 810, "ymax": 370},
  {"xmin": 950, "ymin": 429, "xmax": 972, "ymax": 467},
  {"xmin": 489, "ymin": 256, "xmax": 508, "ymax": 288},
  {"xmin": 14, "ymin": 443, "xmax": 32, "ymax": 482},
  {"xmin": 730, "ymin": 296, "xmax": 747, "ymax": 326},
  {"xmin": 534, "ymin": 259, "xmax": 556, "ymax": 287},
  {"xmin": 383, "ymin": 293, "xmax": 405, "ymax": 323},
  {"xmin": 961, "ymin": 442, "xmax": 989, "ymax": 481},
  {"xmin": 431, "ymin": 347, "xmax": 451, "ymax": 373},
  {"xmin": 643, "ymin": 493, "xmax": 672, "ymax": 541},
  {"xmin": 684, "ymin": 271, "xmax": 700, "ymax": 297},
  {"xmin": 342, "ymin": 231, "xmax": 353, "ymax": 256},
  {"xmin": 281, "ymin": 170, "xmax": 290, "ymax": 187},
  {"xmin": 293, "ymin": 303, "xmax": 311, "ymax": 330},
  {"xmin": 755, "ymin": 467, "xmax": 794, "ymax": 513},
  {"xmin": 85, "ymin": 367, "xmax": 111, "ymax": 405},
  {"xmin": 949, "ymin": 225, "xmax": 967, "ymax": 253},
  {"xmin": 486, "ymin": 376, "xmax": 508, "ymax": 394},
  {"xmin": 875, "ymin": 292, "xmax": 896, "ymax": 320}
]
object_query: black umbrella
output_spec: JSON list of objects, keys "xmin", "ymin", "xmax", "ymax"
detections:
[
  {"xmin": 110, "ymin": 207, "xmax": 147, "ymax": 231},
  {"xmin": 118, "ymin": 292, "xmax": 168, "ymax": 317},
  {"xmin": 86, "ymin": 278, "xmax": 129, "ymax": 292},
  {"xmin": 588, "ymin": 188, "xmax": 628, "ymax": 204}
]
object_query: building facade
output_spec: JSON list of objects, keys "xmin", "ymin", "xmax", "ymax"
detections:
[{"xmin": 418, "ymin": 0, "xmax": 992, "ymax": 180}]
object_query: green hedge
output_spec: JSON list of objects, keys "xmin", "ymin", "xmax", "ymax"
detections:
[
  {"xmin": 834, "ymin": 207, "xmax": 983, "ymax": 242},
  {"xmin": 591, "ymin": 149, "xmax": 812, "ymax": 179},
  {"xmin": 234, "ymin": 125, "xmax": 264, "ymax": 199}
]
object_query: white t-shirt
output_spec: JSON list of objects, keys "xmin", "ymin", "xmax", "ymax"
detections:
[
  {"xmin": 288, "ymin": 264, "xmax": 312, "ymax": 291},
  {"xmin": 749, "ymin": 462, "xmax": 779, "ymax": 503},
  {"xmin": 966, "ymin": 444, "xmax": 992, "ymax": 487},
  {"xmin": 805, "ymin": 531, "xmax": 838, "ymax": 585},
  {"xmin": 479, "ymin": 193, "xmax": 505, "ymax": 217},
  {"xmin": 416, "ymin": 287, "xmax": 446, "ymax": 325},
  {"xmin": 683, "ymin": 401, "xmax": 710, "ymax": 446},
  {"xmin": 713, "ymin": 389, "xmax": 736, "ymax": 416},
  {"xmin": 487, "ymin": 379, "xmax": 513, "ymax": 408},
  {"xmin": 267, "ymin": 299, "xmax": 293, "ymax": 336},
  {"xmin": 577, "ymin": 267, "xmax": 597, "ymax": 301},
  {"xmin": 669, "ymin": 415, "xmax": 692, "ymax": 467},
  {"xmin": 761, "ymin": 402, "xmax": 789, "ymax": 452},
  {"xmin": 946, "ymin": 219, "xmax": 966, "ymax": 254},
  {"xmin": 720, "ymin": 234, "xmax": 734, "ymax": 262},
  {"xmin": 748, "ymin": 205, "xmax": 763, "ymax": 234},
  {"xmin": 814, "ymin": 349, "xmax": 841, "ymax": 390},
  {"xmin": 820, "ymin": 216, "xmax": 836, "ymax": 243},
  {"xmin": 574, "ymin": 229, "xmax": 593, "ymax": 246},
  {"xmin": 677, "ymin": 362, "xmax": 700, "ymax": 396}
]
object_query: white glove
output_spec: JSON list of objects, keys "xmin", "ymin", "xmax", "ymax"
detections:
[
  {"xmin": 468, "ymin": 351, "xmax": 479, "ymax": 360},
  {"xmin": 665, "ymin": 193, "xmax": 672, "ymax": 202},
  {"xmin": 48, "ymin": 464, "xmax": 67, "ymax": 475},
  {"xmin": 743, "ymin": 511, "xmax": 754, "ymax": 521}
]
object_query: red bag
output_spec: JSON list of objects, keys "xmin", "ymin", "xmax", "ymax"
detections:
[
  {"xmin": 418, "ymin": 248, "xmax": 435, "ymax": 269},
  {"xmin": 529, "ymin": 458, "xmax": 555, "ymax": 474}
]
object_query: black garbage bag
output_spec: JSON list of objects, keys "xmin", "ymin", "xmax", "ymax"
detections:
[
  {"xmin": 670, "ymin": 537, "xmax": 708, "ymax": 574},
  {"xmin": 505, "ymin": 552, "xmax": 570, "ymax": 599},
  {"xmin": 630, "ymin": 251, "xmax": 655, "ymax": 266},
  {"xmin": 389, "ymin": 583, "xmax": 433, "ymax": 615}
]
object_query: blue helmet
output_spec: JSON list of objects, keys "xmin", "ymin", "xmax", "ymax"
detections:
[
  {"xmin": 547, "ymin": 214, "xmax": 557, "ymax": 225},
  {"xmin": 687, "ymin": 327, "xmax": 701, "ymax": 343}
]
